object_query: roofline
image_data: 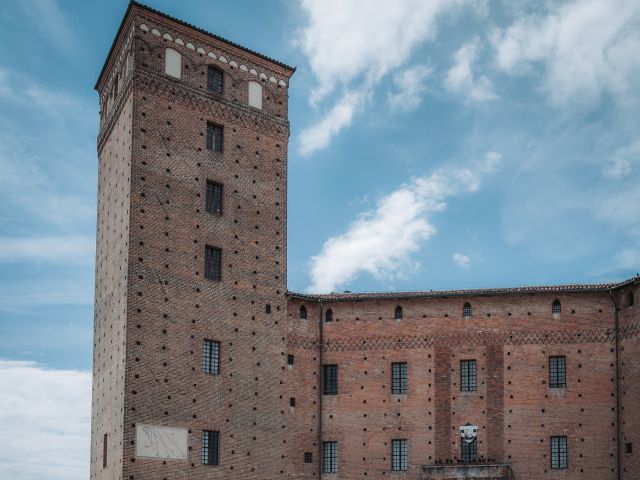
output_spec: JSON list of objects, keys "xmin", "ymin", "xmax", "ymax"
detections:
[
  {"xmin": 95, "ymin": 0, "xmax": 296, "ymax": 91},
  {"xmin": 288, "ymin": 277, "xmax": 640, "ymax": 302}
]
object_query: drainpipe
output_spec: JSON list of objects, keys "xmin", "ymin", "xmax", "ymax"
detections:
[
  {"xmin": 318, "ymin": 301, "xmax": 324, "ymax": 479},
  {"xmin": 608, "ymin": 289, "xmax": 621, "ymax": 480}
]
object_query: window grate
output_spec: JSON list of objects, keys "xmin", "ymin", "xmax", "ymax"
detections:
[
  {"xmin": 394, "ymin": 306, "xmax": 403, "ymax": 320},
  {"xmin": 460, "ymin": 360, "xmax": 477, "ymax": 392},
  {"xmin": 202, "ymin": 340, "xmax": 220, "ymax": 374},
  {"xmin": 304, "ymin": 452, "xmax": 313, "ymax": 463},
  {"xmin": 205, "ymin": 246, "xmax": 221, "ymax": 281},
  {"xmin": 463, "ymin": 302, "xmax": 472, "ymax": 318},
  {"xmin": 206, "ymin": 181, "xmax": 223, "ymax": 215},
  {"xmin": 549, "ymin": 356, "xmax": 566, "ymax": 388},
  {"xmin": 206, "ymin": 123, "xmax": 223, "ymax": 152},
  {"xmin": 323, "ymin": 365, "xmax": 338, "ymax": 395},
  {"xmin": 299, "ymin": 305, "xmax": 307, "ymax": 319},
  {"xmin": 392, "ymin": 362, "xmax": 408, "ymax": 394},
  {"xmin": 551, "ymin": 435, "xmax": 568, "ymax": 469},
  {"xmin": 201, "ymin": 430, "xmax": 219, "ymax": 465},
  {"xmin": 325, "ymin": 308, "xmax": 333, "ymax": 322},
  {"xmin": 461, "ymin": 438, "xmax": 478, "ymax": 462},
  {"xmin": 392, "ymin": 439, "xmax": 408, "ymax": 471},
  {"xmin": 323, "ymin": 441, "xmax": 337, "ymax": 473},
  {"xmin": 207, "ymin": 67, "xmax": 223, "ymax": 95},
  {"xmin": 552, "ymin": 300, "xmax": 561, "ymax": 315}
]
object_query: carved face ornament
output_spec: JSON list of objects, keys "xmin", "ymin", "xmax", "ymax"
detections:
[{"xmin": 459, "ymin": 423, "xmax": 478, "ymax": 443}]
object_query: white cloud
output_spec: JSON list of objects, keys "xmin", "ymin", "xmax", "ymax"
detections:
[
  {"xmin": 445, "ymin": 38, "xmax": 497, "ymax": 102},
  {"xmin": 388, "ymin": 64, "xmax": 433, "ymax": 112},
  {"xmin": 0, "ymin": 360, "xmax": 90, "ymax": 480},
  {"xmin": 603, "ymin": 139, "xmax": 640, "ymax": 178},
  {"xmin": 296, "ymin": 0, "xmax": 467, "ymax": 155},
  {"xmin": 491, "ymin": 0, "xmax": 640, "ymax": 106},
  {"xmin": 453, "ymin": 253, "xmax": 471, "ymax": 268},
  {"xmin": 0, "ymin": 235, "xmax": 94, "ymax": 263},
  {"xmin": 307, "ymin": 153, "xmax": 498, "ymax": 292},
  {"xmin": 19, "ymin": 0, "xmax": 77, "ymax": 54}
]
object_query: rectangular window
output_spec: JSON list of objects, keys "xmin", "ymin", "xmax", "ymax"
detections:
[
  {"xmin": 207, "ymin": 67, "xmax": 223, "ymax": 95},
  {"xmin": 103, "ymin": 433, "xmax": 107, "ymax": 468},
  {"xmin": 206, "ymin": 122, "xmax": 223, "ymax": 152},
  {"xmin": 551, "ymin": 436, "xmax": 568, "ymax": 469},
  {"xmin": 323, "ymin": 364, "xmax": 338, "ymax": 395},
  {"xmin": 460, "ymin": 360, "xmax": 477, "ymax": 392},
  {"xmin": 304, "ymin": 452, "xmax": 313, "ymax": 463},
  {"xmin": 202, "ymin": 340, "xmax": 220, "ymax": 374},
  {"xmin": 323, "ymin": 441, "xmax": 337, "ymax": 473},
  {"xmin": 625, "ymin": 443, "xmax": 633, "ymax": 454},
  {"xmin": 461, "ymin": 438, "xmax": 478, "ymax": 462},
  {"xmin": 290, "ymin": 397, "xmax": 296, "ymax": 407},
  {"xmin": 392, "ymin": 362, "xmax": 408, "ymax": 394},
  {"xmin": 391, "ymin": 439, "xmax": 408, "ymax": 471},
  {"xmin": 205, "ymin": 246, "xmax": 221, "ymax": 281},
  {"xmin": 287, "ymin": 354, "xmax": 294, "ymax": 366},
  {"xmin": 206, "ymin": 181, "xmax": 223, "ymax": 215},
  {"xmin": 549, "ymin": 356, "xmax": 566, "ymax": 388},
  {"xmin": 201, "ymin": 430, "xmax": 219, "ymax": 466}
]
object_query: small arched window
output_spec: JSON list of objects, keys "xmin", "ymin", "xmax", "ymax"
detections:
[
  {"xmin": 164, "ymin": 48, "xmax": 182, "ymax": 79},
  {"xmin": 299, "ymin": 305, "xmax": 307, "ymax": 320},
  {"xmin": 629, "ymin": 292, "xmax": 635, "ymax": 307},
  {"xmin": 463, "ymin": 302, "xmax": 472, "ymax": 318},
  {"xmin": 248, "ymin": 81, "xmax": 263, "ymax": 109},
  {"xmin": 552, "ymin": 300, "xmax": 561, "ymax": 315},
  {"xmin": 394, "ymin": 306, "xmax": 403, "ymax": 320},
  {"xmin": 325, "ymin": 308, "xmax": 333, "ymax": 323}
]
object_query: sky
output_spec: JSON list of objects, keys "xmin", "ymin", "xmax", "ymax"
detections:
[{"xmin": 0, "ymin": 0, "xmax": 639, "ymax": 478}]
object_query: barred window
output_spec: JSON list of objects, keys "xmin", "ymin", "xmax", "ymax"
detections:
[
  {"xmin": 202, "ymin": 340, "xmax": 220, "ymax": 374},
  {"xmin": 392, "ymin": 362, "xmax": 408, "ymax": 394},
  {"xmin": 551, "ymin": 436, "xmax": 568, "ymax": 469},
  {"xmin": 549, "ymin": 356, "xmax": 566, "ymax": 388},
  {"xmin": 206, "ymin": 181, "xmax": 223, "ymax": 215},
  {"xmin": 201, "ymin": 430, "xmax": 219, "ymax": 466},
  {"xmin": 304, "ymin": 452, "xmax": 313, "ymax": 463},
  {"xmin": 207, "ymin": 66, "xmax": 223, "ymax": 95},
  {"xmin": 206, "ymin": 122, "xmax": 223, "ymax": 152},
  {"xmin": 461, "ymin": 438, "xmax": 477, "ymax": 462},
  {"xmin": 463, "ymin": 302, "xmax": 472, "ymax": 318},
  {"xmin": 460, "ymin": 360, "xmax": 477, "ymax": 392},
  {"xmin": 391, "ymin": 439, "xmax": 408, "ymax": 471},
  {"xmin": 323, "ymin": 441, "xmax": 337, "ymax": 473},
  {"xmin": 287, "ymin": 354, "xmax": 294, "ymax": 366},
  {"xmin": 323, "ymin": 364, "xmax": 338, "ymax": 395},
  {"xmin": 394, "ymin": 305, "xmax": 403, "ymax": 320},
  {"xmin": 552, "ymin": 299, "xmax": 561, "ymax": 315},
  {"xmin": 325, "ymin": 308, "xmax": 333, "ymax": 323},
  {"xmin": 299, "ymin": 305, "xmax": 307, "ymax": 319},
  {"xmin": 205, "ymin": 246, "xmax": 221, "ymax": 281}
]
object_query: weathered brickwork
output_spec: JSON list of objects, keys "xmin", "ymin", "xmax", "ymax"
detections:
[{"xmin": 92, "ymin": 3, "xmax": 640, "ymax": 480}]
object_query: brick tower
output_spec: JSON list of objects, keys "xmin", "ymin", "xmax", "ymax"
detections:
[{"xmin": 91, "ymin": 2, "xmax": 294, "ymax": 479}]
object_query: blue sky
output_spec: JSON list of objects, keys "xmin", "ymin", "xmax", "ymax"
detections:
[{"xmin": 0, "ymin": 1, "xmax": 639, "ymax": 477}]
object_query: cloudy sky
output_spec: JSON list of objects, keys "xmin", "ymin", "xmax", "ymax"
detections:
[{"xmin": 1, "ymin": 0, "xmax": 639, "ymax": 478}]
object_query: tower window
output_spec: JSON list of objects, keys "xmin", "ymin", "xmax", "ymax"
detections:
[
  {"xmin": 248, "ymin": 80, "xmax": 263, "ymax": 109},
  {"xmin": 299, "ymin": 305, "xmax": 307, "ymax": 320},
  {"xmin": 325, "ymin": 308, "xmax": 333, "ymax": 323},
  {"xmin": 552, "ymin": 299, "xmax": 561, "ymax": 315},
  {"xmin": 394, "ymin": 306, "xmax": 403, "ymax": 320},
  {"xmin": 205, "ymin": 246, "xmax": 221, "ymax": 281},
  {"xmin": 207, "ymin": 66, "xmax": 223, "ymax": 95},
  {"xmin": 391, "ymin": 362, "xmax": 407, "ymax": 394},
  {"xmin": 551, "ymin": 435, "xmax": 568, "ymax": 469},
  {"xmin": 102, "ymin": 433, "xmax": 107, "ymax": 468},
  {"xmin": 322, "ymin": 441, "xmax": 338, "ymax": 473},
  {"xmin": 629, "ymin": 291, "xmax": 635, "ymax": 307},
  {"xmin": 265, "ymin": 304, "xmax": 271, "ymax": 314},
  {"xmin": 202, "ymin": 340, "xmax": 220, "ymax": 374},
  {"xmin": 625, "ymin": 442, "xmax": 633, "ymax": 454},
  {"xmin": 323, "ymin": 364, "xmax": 338, "ymax": 395},
  {"xmin": 549, "ymin": 356, "xmax": 566, "ymax": 388},
  {"xmin": 391, "ymin": 439, "xmax": 408, "ymax": 471},
  {"xmin": 461, "ymin": 437, "xmax": 478, "ymax": 462},
  {"xmin": 164, "ymin": 48, "xmax": 181, "ymax": 79},
  {"xmin": 463, "ymin": 302, "xmax": 472, "ymax": 318},
  {"xmin": 304, "ymin": 452, "xmax": 313, "ymax": 463},
  {"xmin": 201, "ymin": 430, "xmax": 219, "ymax": 466},
  {"xmin": 290, "ymin": 397, "xmax": 296, "ymax": 407},
  {"xmin": 460, "ymin": 359, "xmax": 477, "ymax": 392},
  {"xmin": 206, "ymin": 122, "xmax": 223, "ymax": 152},
  {"xmin": 287, "ymin": 354, "xmax": 294, "ymax": 366},
  {"xmin": 206, "ymin": 181, "xmax": 223, "ymax": 215}
]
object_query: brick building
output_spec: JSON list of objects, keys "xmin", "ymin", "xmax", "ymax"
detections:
[{"xmin": 91, "ymin": 2, "xmax": 639, "ymax": 479}]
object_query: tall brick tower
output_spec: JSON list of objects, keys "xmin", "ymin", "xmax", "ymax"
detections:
[{"xmin": 91, "ymin": 2, "xmax": 294, "ymax": 479}]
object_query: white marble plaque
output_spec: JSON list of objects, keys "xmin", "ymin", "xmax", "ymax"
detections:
[{"xmin": 135, "ymin": 425, "xmax": 188, "ymax": 460}]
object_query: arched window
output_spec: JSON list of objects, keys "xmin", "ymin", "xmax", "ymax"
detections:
[
  {"xmin": 629, "ymin": 291, "xmax": 635, "ymax": 307},
  {"xmin": 325, "ymin": 308, "xmax": 333, "ymax": 323},
  {"xmin": 463, "ymin": 302, "xmax": 472, "ymax": 318},
  {"xmin": 299, "ymin": 305, "xmax": 307, "ymax": 320},
  {"xmin": 394, "ymin": 306, "xmax": 403, "ymax": 320},
  {"xmin": 552, "ymin": 300, "xmax": 561, "ymax": 315},
  {"xmin": 164, "ymin": 48, "xmax": 182, "ymax": 79},
  {"xmin": 248, "ymin": 81, "xmax": 263, "ymax": 109}
]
